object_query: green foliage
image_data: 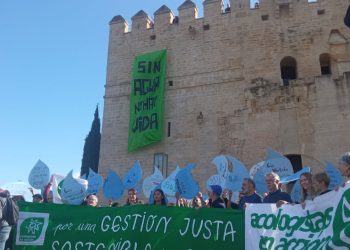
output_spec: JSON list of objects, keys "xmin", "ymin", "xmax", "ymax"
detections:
[{"xmin": 80, "ymin": 106, "xmax": 101, "ymax": 177}]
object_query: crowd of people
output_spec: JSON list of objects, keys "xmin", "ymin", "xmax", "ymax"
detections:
[{"xmin": 1, "ymin": 152, "xmax": 350, "ymax": 249}]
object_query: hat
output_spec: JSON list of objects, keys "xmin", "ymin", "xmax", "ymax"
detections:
[
  {"xmin": 209, "ymin": 185, "xmax": 222, "ymax": 197},
  {"xmin": 339, "ymin": 152, "xmax": 350, "ymax": 166}
]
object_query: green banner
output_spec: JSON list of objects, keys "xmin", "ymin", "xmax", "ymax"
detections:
[
  {"xmin": 128, "ymin": 49, "xmax": 167, "ymax": 152},
  {"xmin": 14, "ymin": 203, "xmax": 244, "ymax": 250}
]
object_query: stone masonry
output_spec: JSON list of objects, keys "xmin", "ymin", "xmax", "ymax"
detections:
[{"xmin": 99, "ymin": 0, "xmax": 350, "ymax": 198}]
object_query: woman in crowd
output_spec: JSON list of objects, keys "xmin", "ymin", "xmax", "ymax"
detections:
[
  {"xmin": 175, "ymin": 192, "xmax": 188, "ymax": 207},
  {"xmin": 83, "ymin": 194, "xmax": 99, "ymax": 207},
  {"xmin": 192, "ymin": 196, "xmax": 203, "ymax": 208},
  {"xmin": 300, "ymin": 172, "xmax": 315, "ymax": 202},
  {"xmin": 153, "ymin": 189, "xmax": 167, "ymax": 206},
  {"xmin": 125, "ymin": 188, "xmax": 143, "ymax": 205}
]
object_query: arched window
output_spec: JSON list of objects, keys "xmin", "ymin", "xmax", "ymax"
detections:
[
  {"xmin": 319, "ymin": 53, "xmax": 331, "ymax": 75},
  {"xmin": 280, "ymin": 56, "xmax": 297, "ymax": 86}
]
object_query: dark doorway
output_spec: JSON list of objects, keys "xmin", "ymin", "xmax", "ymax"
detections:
[
  {"xmin": 280, "ymin": 56, "xmax": 297, "ymax": 86},
  {"xmin": 319, "ymin": 53, "xmax": 331, "ymax": 75},
  {"xmin": 284, "ymin": 154, "xmax": 302, "ymax": 173}
]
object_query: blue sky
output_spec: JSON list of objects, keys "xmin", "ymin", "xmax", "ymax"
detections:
[
  {"xmin": 0, "ymin": 0, "xmax": 211, "ymax": 186},
  {"xmin": 0, "ymin": 0, "xmax": 266, "ymax": 187}
]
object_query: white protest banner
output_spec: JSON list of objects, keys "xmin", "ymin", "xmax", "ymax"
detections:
[
  {"xmin": 245, "ymin": 183, "xmax": 350, "ymax": 249},
  {"xmin": 28, "ymin": 160, "xmax": 50, "ymax": 190}
]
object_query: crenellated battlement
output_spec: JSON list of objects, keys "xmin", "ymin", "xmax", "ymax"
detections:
[{"xmin": 109, "ymin": 0, "xmax": 345, "ymax": 36}]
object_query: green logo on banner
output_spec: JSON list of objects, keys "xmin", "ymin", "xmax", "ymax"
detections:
[
  {"xmin": 16, "ymin": 212, "xmax": 50, "ymax": 246},
  {"xmin": 19, "ymin": 218, "xmax": 45, "ymax": 242},
  {"xmin": 332, "ymin": 188, "xmax": 350, "ymax": 247},
  {"xmin": 128, "ymin": 49, "xmax": 167, "ymax": 152}
]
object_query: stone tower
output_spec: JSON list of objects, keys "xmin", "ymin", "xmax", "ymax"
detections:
[{"xmin": 99, "ymin": 0, "xmax": 350, "ymax": 198}]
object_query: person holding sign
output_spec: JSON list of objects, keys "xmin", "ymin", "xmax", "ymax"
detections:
[
  {"xmin": 312, "ymin": 172, "xmax": 331, "ymax": 196},
  {"xmin": 263, "ymin": 172, "xmax": 292, "ymax": 204},
  {"xmin": 238, "ymin": 178, "xmax": 262, "ymax": 210},
  {"xmin": 125, "ymin": 188, "xmax": 143, "ymax": 205},
  {"xmin": 153, "ymin": 189, "xmax": 167, "ymax": 206},
  {"xmin": 208, "ymin": 185, "xmax": 225, "ymax": 208}
]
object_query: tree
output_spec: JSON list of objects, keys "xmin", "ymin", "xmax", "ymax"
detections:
[{"xmin": 80, "ymin": 106, "xmax": 101, "ymax": 177}]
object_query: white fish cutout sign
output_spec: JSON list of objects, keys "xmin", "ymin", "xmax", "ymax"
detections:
[
  {"xmin": 123, "ymin": 161, "xmax": 142, "ymax": 189},
  {"xmin": 161, "ymin": 166, "xmax": 180, "ymax": 197},
  {"xmin": 86, "ymin": 168, "xmax": 103, "ymax": 194},
  {"xmin": 143, "ymin": 167, "xmax": 164, "ymax": 198},
  {"xmin": 60, "ymin": 171, "xmax": 88, "ymax": 205},
  {"xmin": 28, "ymin": 160, "xmax": 50, "ymax": 190},
  {"xmin": 103, "ymin": 169, "xmax": 124, "ymax": 200},
  {"xmin": 175, "ymin": 163, "xmax": 199, "ymax": 199}
]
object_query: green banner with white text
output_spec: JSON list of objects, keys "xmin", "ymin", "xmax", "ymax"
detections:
[
  {"xmin": 128, "ymin": 49, "xmax": 167, "ymax": 152},
  {"xmin": 14, "ymin": 203, "xmax": 244, "ymax": 250},
  {"xmin": 245, "ymin": 183, "xmax": 350, "ymax": 249}
]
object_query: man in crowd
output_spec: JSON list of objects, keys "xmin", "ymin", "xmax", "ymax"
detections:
[
  {"xmin": 263, "ymin": 172, "xmax": 292, "ymax": 204},
  {"xmin": 0, "ymin": 190, "xmax": 12, "ymax": 250},
  {"xmin": 313, "ymin": 172, "xmax": 330, "ymax": 196},
  {"xmin": 32, "ymin": 194, "xmax": 43, "ymax": 203},
  {"xmin": 338, "ymin": 152, "xmax": 350, "ymax": 182},
  {"xmin": 208, "ymin": 185, "xmax": 226, "ymax": 208},
  {"xmin": 238, "ymin": 178, "xmax": 262, "ymax": 209}
]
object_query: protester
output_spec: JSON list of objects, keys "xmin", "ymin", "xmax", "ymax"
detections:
[
  {"xmin": 337, "ymin": 152, "xmax": 350, "ymax": 182},
  {"xmin": 192, "ymin": 196, "xmax": 203, "ymax": 208},
  {"xmin": 312, "ymin": 172, "xmax": 331, "ymax": 196},
  {"xmin": 4, "ymin": 195, "xmax": 23, "ymax": 250},
  {"xmin": 46, "ymin": 191, "xmax": 54, "ymax": 203},
  {"xmin": 263, "ymin": 172, "xmax": 292, "ymax": 205},
  {"xmin": 222, "ymin": 189, "xmax": 239, "ymax": 209},
  {"xmin": 300, "ymin": 172, "xmax": 315, "ymax": 202},
  {"xmin": 153, "ymin": 189, "xmax": 167, "ymax": 206},
  {"xmin": 196, "ymin": 192, "xmax": 206, "ymax": 207},
  {"xmin": 238, "ymin": 178, "xmax": 262, "ymax": 209},
  {"xmin": 0, "ymin": 190, "xmax": 12, "ymax": 250},
  {"xmin": 32, "ymin": 194, "xmax": 43, "ymax": 203},
  {"xmin": 208, "ymin": 185, "xmax": 225, "ymax": 208},
  {"xmin": 175, "ymin": 192, "xmax": 188, "ymax": 207},
  {"xmin": 109, "ymin": 202, "xmax": 119, "ymax": 207},
  {"xmin": 83, "ymin": 194, "xmax": 99, "ymax": 207},
  {"xmin": 126, "ymin": 188, "xmax": 143, "ymax": 205}
]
